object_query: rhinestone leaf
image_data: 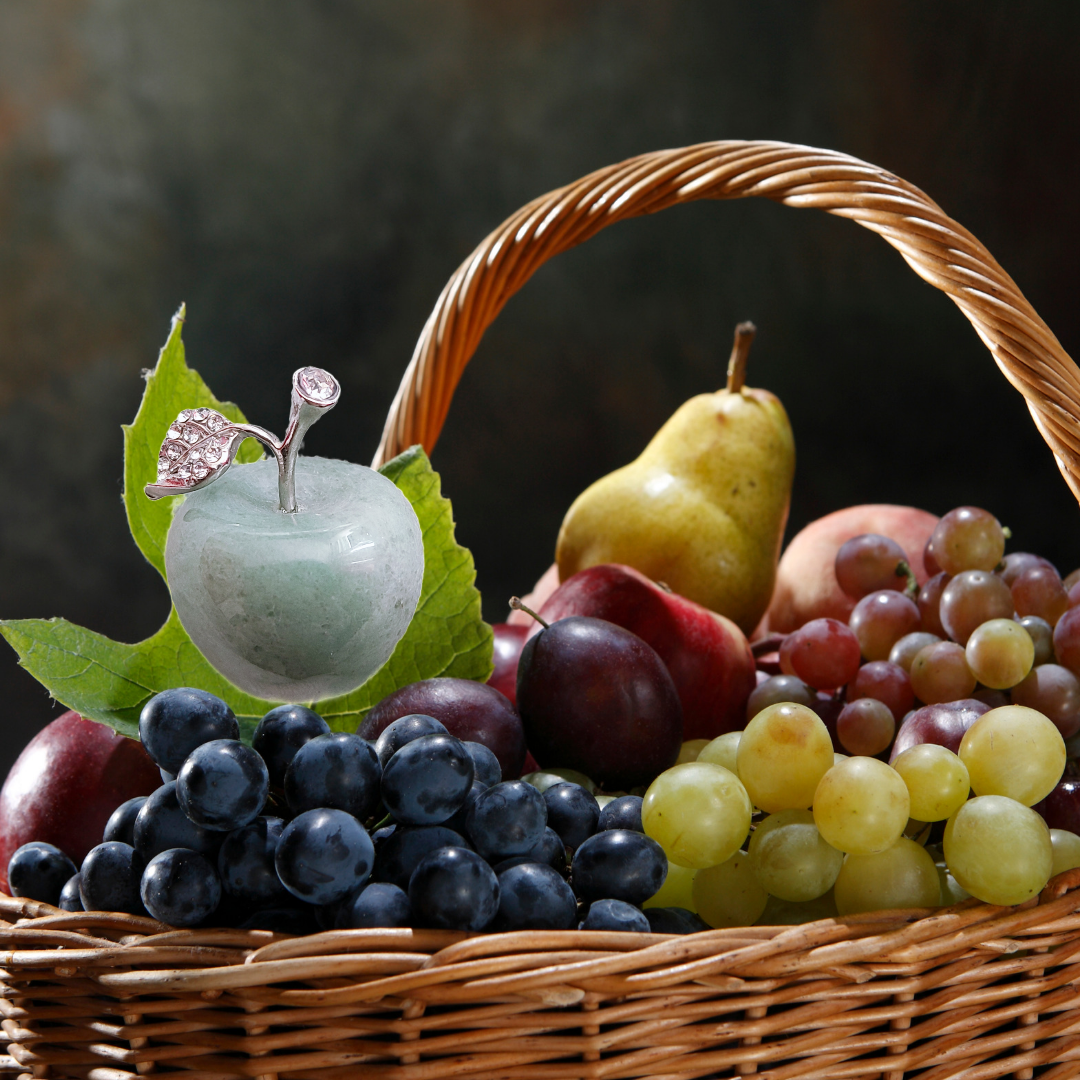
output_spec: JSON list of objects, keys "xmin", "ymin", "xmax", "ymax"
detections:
[{"xmin": 144, "ymin": 408, "xmax": 252, "ymax": 500}]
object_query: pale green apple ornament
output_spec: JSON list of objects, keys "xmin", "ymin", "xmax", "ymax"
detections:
[{"xmin": 146, "ymin": 367, "xmax": 424, "ymax": 702}]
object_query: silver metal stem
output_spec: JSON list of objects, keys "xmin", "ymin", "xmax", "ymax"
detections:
[
  {"xmin": 144, "ymin": 367, "xmax": 341, "ymax": 508},
  {"xmin": 276, "ymin": 368, "xmax": 341, "ymax": 512}
]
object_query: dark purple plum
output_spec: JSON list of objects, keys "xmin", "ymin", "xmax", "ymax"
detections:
[
  {"xmin": 360, "ymin": 679, "xmax": 526, "ymax": 779},
  {"xmin": 516, "ymin": 617, "xmax": 682, "ymax": 790}
]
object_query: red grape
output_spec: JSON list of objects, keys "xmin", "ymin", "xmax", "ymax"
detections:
[
  {"xmin": 849, "ymin": 591, "xmax": 921, "ymax": 661},
  {"xmin": 909, "ymin": 641, "xmax": 976, "ymax": 704},
  {"xmin": 929, "ymin": 506, "xmax": 1005, "ymax": 575},
  {"xmin": 779, "ymin": 618, "xmax": 862, "ymax": 690},
  {"xmin": 847, "ymin": 661, "xmax": 914, "ymax": 722},
  {"xmin": 1012, "ymin": 566, "xmax": 1069, "ymax": 627},
  {"xmin": 836, "ymin": 698, "xmax": 896, "ymax": 757},
  {"xmin": 939, "ymin": 570, "xmax": 1014, "ymax": 645},
  {"xmin": 1020, "ymin": 615, "xmax": 1055, "ymax": 666},
  {"xmin": 747, "ymin": 674, "xmax": 816, "ymax": 720},
  {"xmin": 923, "ymin": 536, "xmax": 942, "ymax": 577},
  {"xmin": 889, "ymin": 698, "xmax": 990, "ymax": 761},
  {"xmin": 834, "ymin": 534, "xmax": 909, "ymax": 599},
  {"xmin": 889, "ymin": 631, "xmax": 942, "ymax": 672},
  {"xmin": 1011, "ymin": 664, "xmax": 1080, "ymax": 739},
  {"xmin": 1053, "ymin": 607, "xmax": 1080, "ymax": 676},
  {"xmin": 1000, "ymin": 552, "xmax": 1057, "ymax": 587},
  {"xmin": 917, "ymin": 572, "xmax": 951, "ymax": 639}
]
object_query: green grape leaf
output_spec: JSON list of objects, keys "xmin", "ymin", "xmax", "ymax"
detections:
[
  {"xmin": 0, "ymin": 610, "xmax": 274, "ymax": 743},
  {"xmin": 123, "ymin": 304, "xmax": 263, "ymax": 583},
  {"xmin": 317, "ymin": 445, "xmax": 494, "ymax": 731},
  {"xmin": 1, "ymin": 311, "xmax": 493, "ymax": 740}
]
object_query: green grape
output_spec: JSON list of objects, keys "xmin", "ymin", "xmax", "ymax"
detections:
[
  {"xmin": 964, "ymin": 618, "xmax": 1035, "ymax": 690},
  {"xmin": 1050, "ymin": 829, "xmax": 1080, "ymax": 878},
  {"xmin": 698, "ymin": 731, "xmax": 741, "ymax": 775},
  {"xmin": 692, "ymin": 850, "xmax": 768, "ymax": 928},
  {"xmin": 943, "ymin": 795, "xmax": 1053, "ymax": 905},
  {"xmin": 748, "ymin": 809, "xmax": 843, "ymax": 902},
  {"xmin": 812, "ymin": 757, "xmax": 910, "ymax": 855},
  {"xmin": 958, "ymin": 705, "xmax": 1065, "ymax": 806},
  {"xmin": 758, "ymin": 889, "xmax": 838, "ymax": 926},
  {"xmin": 642, "ymin": 762, "xmax": 751, "ymax": 869},
  {"xmin": 937, "ymin": 865, "xmax": 971, "ymax": 906},
  {"xmin": 523, "ymin": 768, "xmax": 596, "ymax": 793},
  {"xmin": 676, "ymin": 738, "xmax": 710, "ymax": 765},
  {"xmin": 643, "ymin": 860, "xmax": 698, "ymax": 912},
  {"xmin": 834, "ymin": 837, "xmax": 941, "ymax": 915},
  {"xmin": 736, "ymin": 702, "xmax": 834, "ymax": 813},
  {"xmin": 891, "ymin": 744, "xmax": 970, "ymax": 822}
]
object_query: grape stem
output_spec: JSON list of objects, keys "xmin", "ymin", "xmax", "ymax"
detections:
[
  {"xmin": 509, "ymin": 597, "xmax": 549, "ymax": 628},
  {"xmin": 896, "ymin": 560, "xmax": 920, "ymax": 599}
]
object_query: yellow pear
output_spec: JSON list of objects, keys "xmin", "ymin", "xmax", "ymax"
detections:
[{"xmin": 556, "ymin": 323, "xmax": 795, "ymax": 635}]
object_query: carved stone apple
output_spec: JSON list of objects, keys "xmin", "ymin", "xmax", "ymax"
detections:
[{"xmin": 148, "ymin": 368, "xmax": 424, "ymax": 702}]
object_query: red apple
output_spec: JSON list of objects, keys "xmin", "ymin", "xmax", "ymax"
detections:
[
  {"xmin": 762, "ymin": 504, "xmax": 939, "ymax": 635},
  {"xmin": 0, "ymin": 711, "xmax": 161, "ymax": 894},
  {"xmin": 528, "ymin": 563, "xmax": 756, "ymax": 741},
  {"xmin": 488, "ymin": 623, "xmax": 528, "ymax": 707}
]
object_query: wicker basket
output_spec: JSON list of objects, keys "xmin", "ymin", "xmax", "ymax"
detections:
[{"xmin": 4, "ymin": 141, "xmax": 1080, "ymax": 1080}]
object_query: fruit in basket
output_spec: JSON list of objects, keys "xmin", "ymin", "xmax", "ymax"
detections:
[
  {"xmin": 555, "ymin": 323, "xmax": 794, "ymax": 636},
  {"xmin": 6, "ymin": 842, "xmax": 78, "ymax": 907},
  {"xmin": 958, "ymin": 706, "xmax": 1065, "ymax": 806},
  {"xmin": 515, "ymin": 614, "xmax": 682, "ymax": 789},
  {"xmin": 488, "ymin": 622, "xmax": 528, "ymax": 705},
  {"xmin": 359, "ymin": 678, "xmax": 526, "ymax": 780},
  {"xmin": 0, "ymin": 711, "xmax": 160, "ymax": 893},
  {"xmin": 528, "ymin": 563, "xmax": 755, "ymax": 739},
  {"xmin": 764, "ymin": 504, "xmax": 938, "ymax": 634}
]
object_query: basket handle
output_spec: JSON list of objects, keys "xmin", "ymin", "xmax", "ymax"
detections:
[{"xmin": 373, "ymin": 140, "xmax": 1080, "ymax": 504}]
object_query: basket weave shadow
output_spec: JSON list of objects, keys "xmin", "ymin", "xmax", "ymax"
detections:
[{"xmin": 4, "ymin": 141, "xmax": 1080, "ymax": 1080}]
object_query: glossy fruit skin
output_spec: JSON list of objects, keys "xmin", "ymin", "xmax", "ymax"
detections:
[
  {"xmin": 1035, "ymin": 777, "xmax": 1080, "ymax": 834},
  {"xmin": 79, "ymin": 842, "xmax": 145, "ymax": 915},
  {"xmin": 466, "ymin": 781, "xmax": 548, "ymax": 861},
  {"xmin": 252, "ymin": 705, "xmax": 331, "ymax": 788},
  {"xmin": 408, "ymin": 846, "xmax": 500, "ymax": 930},
  {"xmin": 59, "ymin": 874, "xmax": 83, "ymax": 912},
  {"xmin": 140, "ymin": 847, "xmax": 222, "ymax": 927},
  {"xmin": 380, "ymin": 734, "xmax": 475, "ymax": 826},
  {"xmin": 0, "ymin": 711, "xmax": 161, "ymax": 893},
  {"xmin": 580, "ymin": 898, "xmax": 650, "ymax": 932},
  {"xmin": 216, "ymin": 817, "xmax": 291, "ymax": 905},
  {"xmin": 177, "ymin": 740, "xmax": 269, "ymax": 832},
  {"xmin": 494, "ymin": 862, "xmax": 577, "ymax": 931},
  {"xmin": 463, "ymin": 742, "xmax": 502, "ymax": 788},
  {"xmin": 889, "ymin": 699, "xmax": 991, "ymax": 762},
  {"xmin": 645, "ymin": 907, "xmax": 709, "ymax": 934},
  {"xmin": 139, "ymin": 688, "xmax": 239, "ymax": 775},
  {"xmin": 275, "ymin": 808, "xmax": 375, "ymax": 906},
  {"xmin": 133, "ymin": 782, "xmax": 223, "ymax": 861},
  {"xmin": 360, "ymin": 679, "xmax": 526, "ymax": 781},
  {"xmin": 543, "ymin": 783, "xmax": 600, "ymax": 851},
  {"xmin": 371, "ymin": 714, "xmax": 447, "ymax": 768},
  {"xmin": 372, "ymin": 825, "xmax": 472, "ymax": 890},
  {"xmin": 530, "ymin": 564, "xmax": 755, "ymax": 740},
  {"xmin": 104, "ymin": 798, "xmax": 148, "ymax": 847},
  {"xmin": 571, "ymin": 829, "xmax": 668, "ymax": 906},
  {"xmin": 597, "ymin": 796, "xmax": 644, "ymax": 833},
  {"xmin": 517, "ymin": 616, "xmax": 683, "ymax": 790},
  {"xmin": 764, "ymin": 505, "xmax": 938, "ymax": 635},
  {"xmin": 556, "ymin": 382, "xmax": 795, "ymax": 636},
  {"xmin": 336, "ymin": 882, "xmax": 411, "ymax": 929},
  {"xmin": 7, "ymin": 842, "xmax": 77, "ymax": 906},
  {"xmin": 284, "ymin": 733, "xmax": 382, "ymax": 820},
  {"xmin": 488, "ymin": 623, "xmax": 528, "ymax": 706}
]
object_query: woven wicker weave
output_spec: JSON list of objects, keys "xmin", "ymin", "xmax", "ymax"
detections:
[{"xmin": 3, "ymin": 141, "xmax": 1080, "ymax": 1080}]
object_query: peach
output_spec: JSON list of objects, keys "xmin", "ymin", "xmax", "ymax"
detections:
[{"xmin": 761, "ymin": 504, "xmax": 939, "ymax": 636}]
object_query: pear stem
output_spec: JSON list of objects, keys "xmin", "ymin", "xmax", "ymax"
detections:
[
  {"xmin": 509, "ymin": 596, "xmax": 549, "ymax": 628},
  {"xmin": 726, "ymin": 321, "xmax": 757, "ymax": 393}
]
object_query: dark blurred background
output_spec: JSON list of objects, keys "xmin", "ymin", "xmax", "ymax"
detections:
[{"xmin": 1, "ymin": 0, "xmax": 1078, "ymax": 780}]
